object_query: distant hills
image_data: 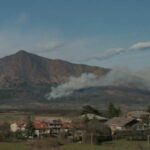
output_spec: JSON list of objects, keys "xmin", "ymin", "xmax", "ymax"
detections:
[{"xmin": 0, "ymin": 50, "xmax": 149, "ymax": 110}]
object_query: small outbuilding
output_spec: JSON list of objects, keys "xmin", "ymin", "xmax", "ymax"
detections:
[{"xmin": 105, "ymin": 117, "xmax": 138, "ymax": 135}]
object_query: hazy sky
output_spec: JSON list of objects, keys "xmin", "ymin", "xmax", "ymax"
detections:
[{"xmin": 0, "ymin": 0, "xmax": 150, "ymax": 70}]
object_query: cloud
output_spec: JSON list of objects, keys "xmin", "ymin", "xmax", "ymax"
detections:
[
  {"xmin": 37, "ymin": 37, "xmax": 100, "ymax": 62},
  {"xmin": 84, "ymin": 48, "xmax": 124, "ymax": 61},
  {"xmin": 84, "ymin": 41, "xmax": 150, "ymax": 62},
  {"xmin": 130, "ymin": 41, "xmax": 150, "ymax": 50},
  {"xmin": 0, "ymin": 27, "xmax": 100, "ymax": 64}
]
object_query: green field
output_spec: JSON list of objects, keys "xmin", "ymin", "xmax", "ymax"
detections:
[
  {"xmin": 0, "ymin": 140, "xmax": 147, "ymax": 150},
  {"xmin": 63, "ymin": 140, "xmax": 147, "ymax": 150},
  {"xmin": 0, "ymin": 142, "xmax": 26, "ymax": 150}
]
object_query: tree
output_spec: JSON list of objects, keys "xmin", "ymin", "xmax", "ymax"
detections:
[
  {"xmin": 107, "ymin": 102, "xmax": 121, "ymax": 118},
  {"xmin": 81, "ymin": 105, "xmax": 101, "ymax": 115},
  {"xmin": 84, "ymin": 119, "xmax": 112, "ymax": 145},
  {"xmin": 0, "ymin": 122, "xmax": 12, "ymax": 141},
  {"xmin": 26, "ymin": 116, "xmax": 35, "ymax": 138},
  {"xmin": 146, "ymin": 105, "xmax": 150, "ymax": 113},
  {"xmin": 15, "ymin": 130, "xmax": 26, "ymax": 139}
]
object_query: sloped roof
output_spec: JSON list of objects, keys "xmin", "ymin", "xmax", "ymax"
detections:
[
  {"xmin": 106, "ymin": 117, "xmax": 137, "ymax": 127},
  {"xmin": 127, "ymin": 111, "xmax": 150, "ymax": 118},
  {"xmin": 34, "ymin": 121, "xmax": 49, "ymax": 129},
  {"xmin": 80, "ymin": 113, "xmax": 108, "ymax": 121}
]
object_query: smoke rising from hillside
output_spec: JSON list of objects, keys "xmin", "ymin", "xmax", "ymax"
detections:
[{"xmin": 47, "ymin": 69, "xmax": 149, "ymax": 100}]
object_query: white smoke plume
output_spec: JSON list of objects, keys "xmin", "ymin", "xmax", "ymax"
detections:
[
  {"xmin": 48, "ymin": 73, "xmax": 99, "ymax": 99},
  {"xmin": 47, "ymin": 69, "xmax": 149, "ymax": 100}
]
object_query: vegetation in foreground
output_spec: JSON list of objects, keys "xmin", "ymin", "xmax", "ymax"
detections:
[
  {"xmin": 0, "ymin": 140, "xmax": 147, "ymax": 150},
  {"xmin": 63, "ymin": 140, "xmax": 147, "ymax": 150}
]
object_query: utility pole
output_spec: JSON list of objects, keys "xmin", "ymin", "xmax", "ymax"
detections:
[
  {"xmin": 149, "ymin": 115, "xmax": 150, "ymax": 129},
  {"xmin": 148, "ymin": 135, "xmax": 150, "ymax": 150},
  {"xmin": 91, "ymin": 132, "xmax": 93, "ymax": 145}
]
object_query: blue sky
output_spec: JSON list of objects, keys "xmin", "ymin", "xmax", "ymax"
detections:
[{"xmin": 0, "ymin": 0, "xmax": 150, "ymax": 70}]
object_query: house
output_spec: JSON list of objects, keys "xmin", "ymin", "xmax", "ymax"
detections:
[
  {"xmin": 105, "ymin": 117, "xmax": 138, "ymax": 135},
  {"xmin": 34, "ymin": 121, "xmax": 50, "ymax": 138},
  {"xmin": 10, "ymin": 122, "xmax": 26, "ymax": 133},
  {"xmin": 34, "ymin": 119, "xmax": 65, "ymax": 137},
  {"xmin": 131, "ymin": 122, "xmax": 149, "ymax": 131},
  {"xmin": 80, "ymin": 113, "xmax": 108, "ymax": 122},
  {"xmin": 18, "ymin": 123, "xmax": 26, "ymax": 131},
  {"xmin": 127, "ymin": 111, "xmax": 150, "ymax": 121},
  {"xmin": 10, "ymin": 123, "xmax": 19, "ymax": 132},
  {"xmin": 62, "ymin": 122, "xmax": 72, "ymax": 132},
  {"xmin": 71, "ymin": 119, "xmax": 112, "ymax": 144},
  {"xmin": 49, "ymin": 119, "xmax": 63, "ymax": 135},
  {"xmin": 34, "ymin": 117, "xmax": 72, "ymax": 136}
]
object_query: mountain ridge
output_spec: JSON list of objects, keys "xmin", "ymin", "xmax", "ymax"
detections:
[{"xmin": 0, "ymin": 50, "xmax": 109, "ymax": 87}]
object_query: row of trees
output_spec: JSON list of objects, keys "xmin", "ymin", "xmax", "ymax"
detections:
[
  {"xmin": 81, "ymin": 103, "xmax": 150, "ymax": 119},
  {"xmin": 107, "ymin": 102, "xmax": 121, "ymax": 118},
  {"xmin": 81, "ymin": 102, "xmax": 121, "ymax": 118}
]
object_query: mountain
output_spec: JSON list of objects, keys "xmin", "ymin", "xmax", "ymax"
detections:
[
  {"xmin": 0, "ymin": 50, "xmax": 149, "ymax": 110},
  {"xmin": 0, "ymin": 50, "xmax": 109, "ymax": 87}
]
